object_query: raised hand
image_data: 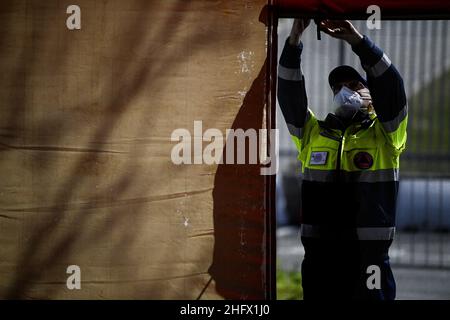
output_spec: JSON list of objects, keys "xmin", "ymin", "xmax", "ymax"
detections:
[
  {"xmin": 289, "ymin": 18, "xmax": 311, "ymax": 46},
  {"xmin": 319, "ymin": 20, "xmax": 363, "ymax": 46}
]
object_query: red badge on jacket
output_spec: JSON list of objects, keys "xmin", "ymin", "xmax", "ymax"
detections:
[{"xmin": 353, "ymin": 151, "xmax": 373, "ymax": 169}]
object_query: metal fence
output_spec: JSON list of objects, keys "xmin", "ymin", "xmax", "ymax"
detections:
[{"xmin": 276, "ymin": 19, "xmax": 450, "ymax": 268}]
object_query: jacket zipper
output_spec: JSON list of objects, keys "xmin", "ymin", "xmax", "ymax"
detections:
[{"xmin": 336, "ymin": 129, "xmax": 345, "ymax": 182}]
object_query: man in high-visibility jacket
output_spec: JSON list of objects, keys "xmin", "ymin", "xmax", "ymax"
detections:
[{"xmin": 277, "ymin": 19, "xmax": 407, "ymax": 300}]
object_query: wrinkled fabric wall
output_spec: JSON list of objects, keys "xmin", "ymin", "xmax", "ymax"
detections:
[{"xmin": 0, "ymin": 0, "xmax": 268, "ymax": 299}]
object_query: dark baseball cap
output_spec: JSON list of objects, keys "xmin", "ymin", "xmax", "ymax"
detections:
[{"xmin": 328, "ymin": 65, "xmax": 367, "ymax": 89}]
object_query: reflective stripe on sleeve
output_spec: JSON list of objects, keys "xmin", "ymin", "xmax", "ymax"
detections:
[
  {"xmin": 287, "ymin": 124, "xmax": 304, "ymax": 140},
  {"xmin": 381, "ymin": 105, "xmax": 408, "ymax": 133},
  {"xmin": 278, "ymin": 64, "xmax": 303, "ymax": 81},
  {"xmin": 366, "ymin": 53, "xmax": 391, "ymax": 78},
  {"xmin": 287, "ymin": 111, "xmax": 311, "ymax": 140},
  {"xmin": 357, "ymin": 227, "xmax": 396, "ymax": 240}
]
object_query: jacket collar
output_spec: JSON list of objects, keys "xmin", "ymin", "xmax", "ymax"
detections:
[{"xmin": 320, "ymin": 110, "xmax": 375, "ymax": 132}]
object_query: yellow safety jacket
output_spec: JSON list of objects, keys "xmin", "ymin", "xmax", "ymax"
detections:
[
  {"xmin": 278, "ymin": 35, "xmax": 408, "ymax": 241},
  {"xmin": 294, "ymin": 109, "xmax": 407, "ymax": 184}
]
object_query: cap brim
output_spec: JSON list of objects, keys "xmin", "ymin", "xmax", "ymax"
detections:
[{"xmin": 328, "ymin": 65, "xmax": 367, "ymax": 89}]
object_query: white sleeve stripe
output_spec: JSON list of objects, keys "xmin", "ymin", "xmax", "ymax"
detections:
[
  {"xmin": 287, "ymin": 124, "xmax": 303, "ymax": 139},
  {"xmin": 381, "ymin": 104, "xmax": 408, "ymax": 133},
  {"xmin": 367, "ymin": 53, "xmax": 392, "ymax": 78},
  {"xmin": 278, "ymin": 64, "xmax": 303, "ymax": 81},
  {"xmin": 286, "ymin": 110, "xmax": 311, "ymax": 139}
]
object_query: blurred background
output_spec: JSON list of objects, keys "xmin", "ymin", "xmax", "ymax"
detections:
[{"xmin": 276, "ymin": 19, "xmax": 450, "ymax": 300}]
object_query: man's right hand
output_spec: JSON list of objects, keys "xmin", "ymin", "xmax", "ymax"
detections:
[
  {"xmin": 319, "ymin": 20, "xmax": 363, "ymax": 46},
  {"xmin": 289, "ymin": 18, "xmax": 310, "ymax": 46}
]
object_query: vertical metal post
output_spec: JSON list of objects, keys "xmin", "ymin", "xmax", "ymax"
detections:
[{"xmin": 266, "ymin": 0, "xmax": 278, "ymax": 300}]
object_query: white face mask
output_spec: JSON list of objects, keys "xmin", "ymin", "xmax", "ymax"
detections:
[{"xmin": 332, "ymin": 86, "xmax": 363, "ymax": 119}]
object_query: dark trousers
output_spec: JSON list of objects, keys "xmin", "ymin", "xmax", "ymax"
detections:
[{"xmin": 301, "ymin": 237, "xmax": 396, "ymax": 300}]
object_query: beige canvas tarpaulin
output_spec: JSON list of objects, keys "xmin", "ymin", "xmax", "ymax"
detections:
[{"xmin": 0, "ymin": 0, "xmax": 272, "ymax": 299}]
